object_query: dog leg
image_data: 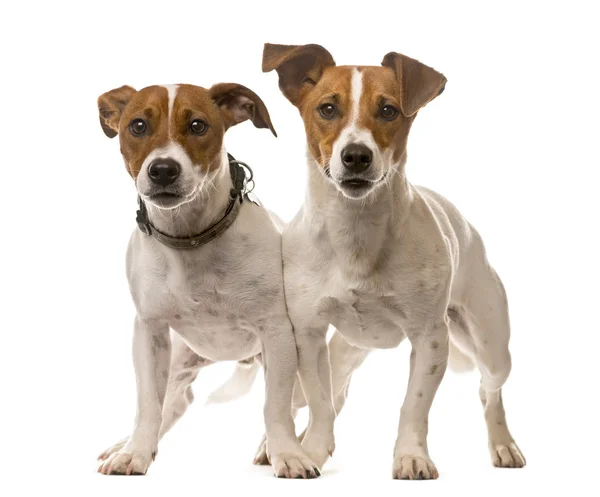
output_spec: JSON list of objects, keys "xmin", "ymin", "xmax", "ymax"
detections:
[
  {"xmin": 98, "ymin": 317, "xmax": 170, "ymax": 475},
  {"xmin": 98, "ymin": 334, "xmax": 213, "ymax": 461},
  {"xmin": 294, "ymin": 326, "xmax": 336, "ymax": 469},
  {"xmin": 253, "ymin": 408, "xmax": 298, "ymax": 466},
  {"xmin": 392, "ymin": 321, "xmax": 448, "ymax": 480},
  {"xmin": 261, "ymin": 322, "xmax": 321, "ymax": 478},
  {"xmin": 458, "ymin": 265, "xmax": 525, "ymax": 468},
  {"xmin": 255, "ymin": 330, "xmax": 368, "ymax": 465},
  {"xmin": 479, "ymin": 384, "xmax": 525, "ymax": 468},
  {"xmin": 328, "ymin": 331, "xmax": 370, "ymax": 415}
]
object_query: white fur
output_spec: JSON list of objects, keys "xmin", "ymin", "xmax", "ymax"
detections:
[
  {"xmin": 206, "ymin": 359, "xmax": 260, "ymax": 404},
  {"xmin": 162, "ymin": 84, "xmax": 178, "ymax": 136},
  {"xmin": 136, "ymin": 142, "xmax": 202, "ymax": 206}
]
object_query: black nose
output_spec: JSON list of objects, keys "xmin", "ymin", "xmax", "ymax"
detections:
[
  {"xmin": 341, "ymin": 143, "xmax": 373, "ymax": 173},
  {"xmin": 148, "ymin": 158, "xmax": 181, "ymax": 186}
]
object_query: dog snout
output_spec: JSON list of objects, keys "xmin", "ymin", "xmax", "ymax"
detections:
[
  {"xmin": 341, "ymin": 143, "xmax": 373, "ymax": 173},
  {"xmin": 148, "ymin": 158, "xmax": 181, "ymax": 187}
]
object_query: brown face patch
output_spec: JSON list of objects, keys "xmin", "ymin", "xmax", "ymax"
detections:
[
  {"xmin": 297, "ymin": 66, "xmax": 354, "ymax": 169},
  {"xmin": 170, "ymin": 84, "xmax": 225, "ymax": 173},
  {"xmin": 357, "ymin": 67, "xmax": 415, "ymax": 163},
  {"xmin": 115, "ymin": 86, "xmax": 169, "ymax": 178}
]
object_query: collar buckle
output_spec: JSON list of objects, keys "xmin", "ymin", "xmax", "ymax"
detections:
[
  {"xmin": 228, "ymin": 153, "xmax": 254, "ymax": 201},
  {"xmin": 136, "ymin": 200, "xmax": 152, "ymax": 236}
]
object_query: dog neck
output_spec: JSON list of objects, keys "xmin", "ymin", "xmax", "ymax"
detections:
[
  {"xmin": 304, "ymin": 150, "xmax": 413, "ymax": 275},
  {"xmin": 144, "ymin": 150, "xmax": 232, "ymax": 238}
]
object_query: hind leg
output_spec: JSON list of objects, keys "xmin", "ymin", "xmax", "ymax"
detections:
[
  {"xmin": 98, "ymin": 334, "xmax": 213, "ymax": 462},
  {"xmin": 453, "ymin": 266, "xmax": 525, "ymax": 468},
  {"xmin": 329, "ymin": 331, "xmax": 370, "ymax": 415}
]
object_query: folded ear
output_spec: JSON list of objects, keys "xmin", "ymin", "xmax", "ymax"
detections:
[
  {"xmin": 209, "ymin": 83, "xmax": 277, "ymax": 137},
  {"xmin": 262, "ymin": 43, "xmax": 335, "ymax": 106},
  {"xmin": 381, "ymin": 53, "xmax": 447, "ymax": 117},
  {"xmin": 97, "ymin": 85, "xmax": 136, "ymax": 138}
]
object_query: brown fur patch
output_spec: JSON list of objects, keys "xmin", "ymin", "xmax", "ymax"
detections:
[
  {"xmin": 358, "ymin": 67, "xmax": 415, "ymax": 163},
  {"xmin": 298, "ymin": 66, "xmax": 354, "ymax": 169},
  {"xmin": 113, "ymin": 86, "xmax": 169, "ymax": 178},
  {"xmin": 170, "ymin": 84, "xmax": 225, "ymax": 173}
]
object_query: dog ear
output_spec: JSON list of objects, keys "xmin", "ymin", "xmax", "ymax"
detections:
[
  {"xmin": 209, "ymin": 83, "xmax": 277, "ymax": 137},
  {"xmin": 97, "ymin": 85, "xmax": 136, "ymax": 138},
  {"xmin": 381, "ymin": 53, "xmax": 446, "ymax": 117},
  {"xmin": 262, "ymin": 43, "xmax": 335, "ymax": 106}
]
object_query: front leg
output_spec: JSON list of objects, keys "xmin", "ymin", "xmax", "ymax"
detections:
[
  {"xmin": 99, "ymin": 317, "xmax": 171, "ymax": 475},
  {"xmin": 392, "ymin": 320, "xmax": 449, "ymax": 480},
  {"xmin": 295, "ymin": 326, "xmax": 336, "ymax": 469},
  {"xmin": 261, "ymin": 321, "xmax": 321, "ymax": 479}
]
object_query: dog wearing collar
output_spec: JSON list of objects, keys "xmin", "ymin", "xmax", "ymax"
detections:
[
  {"xmin": 260, "ymin": 44, "xmax": 526, "ymax": 479},
  {"xmin": 96, "ymin": 83, "xmax": 320, "ymax": 478}
]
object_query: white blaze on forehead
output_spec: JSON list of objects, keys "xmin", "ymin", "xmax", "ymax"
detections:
[
  {"xmin": 348, "ymin": 68, "xmax": 363, "ymax": 129},
  {"xmin": 336, "ymin": 68, "xmax": 373, "ymax": 145},
  {"xmin": 162, "ymin": 84, "xmax": 179, "ymax": 135}
]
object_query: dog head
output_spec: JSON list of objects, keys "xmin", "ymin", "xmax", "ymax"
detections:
[
  {"xmin": 263, "ymin": 43, "xmax": 446, "ymax": 199},
  {"xmin": 98, "ymin": 83, "xmax": 276, "ymax": 209}
]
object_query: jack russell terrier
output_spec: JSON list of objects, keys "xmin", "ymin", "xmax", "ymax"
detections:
[
  {"xmin": 95, "ymin": 82, "xmax": 320, "ymax": 478},
  {"xmin": 259, "ymin": 43, "xmax": 526, "ymax": 479}
]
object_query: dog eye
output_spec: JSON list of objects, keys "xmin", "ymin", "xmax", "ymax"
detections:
[
  {"xmin": 189, "ymin": 119, "xmax": 208, "ymax": 135},
  {"xmin": 318, "ymin": 103, "xmax": 337, "ymax": 119},
  {"xmin": 129, "ymin": 119, "xmax": 148, "ymax": 136},
  {"xmin": 380, "ymin": 105, "xmax": 399, "ymax": 121}
]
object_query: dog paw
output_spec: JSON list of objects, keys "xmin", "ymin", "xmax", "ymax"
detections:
[
  {"xmin": 490, "ymin": 442, "xmax": 526, "ymax": 468},
  {"xmin": 270, "ymin": 450, "xmax": 321, "ymax": 479},
  {"xmin": 301, "ymin": 433, "xmax": 335, "ymax": 469},
  {"xmin": 392, "ymin": 454, "xmax": 439, "ymax": 480},
  {"xmin": 253, "ymin": 435, "xmax": 270, "ymax": 466},
  {"xmin": 97, "ymin": 447, "xmax": 155, "ymax": 475},
  {"xmin": 97, "ymin": 438, "xmax": 127, "ymax": 461}
]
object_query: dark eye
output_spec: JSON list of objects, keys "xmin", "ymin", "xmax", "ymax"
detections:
[
  {"xmin": 129, "ymin": 118, "xmax": 147, "ymax": 136},
  {"xmin": 318, "ymin": 103, "xmax": 337, "ymax": 119},
  {"xmin": 190, "ymin": 119, "xmax": 208, "ymax": 135},
  {"xmin": 380, "ymin": 105, "xmax": 399, "ymax": 121}
]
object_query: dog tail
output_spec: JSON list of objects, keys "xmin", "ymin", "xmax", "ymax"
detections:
[
  {"xmin": 206, "ymin": 355, "xmax": 261, "ymax": 404},
  {"xmin": 448, "ymin": 341, "xmax": 475, "ymax": 373}
]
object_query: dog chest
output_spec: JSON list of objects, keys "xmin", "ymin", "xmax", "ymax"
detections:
[
  {"xmin": 316, "ymin": 290, "xmax": 407, "ymax": 349},
  {"xmin": 171, "ymin": 315, "xmax": 261, "ymax": 362}
]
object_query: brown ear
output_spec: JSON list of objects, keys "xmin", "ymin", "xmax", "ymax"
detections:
[
  {"xmin": 97, "ymin": 85, "xmax": 136, "ymax": 138},
  {"xmin": 209, "ymin": 83, "xmax": 277, "ymax": 137},
  {"xmin": 381, "ymin": 53, "xmax": 446, "ymax": 117},
  {"xmin": 262, "ymin": 43, "xmax": 335, "ymax": 106}
]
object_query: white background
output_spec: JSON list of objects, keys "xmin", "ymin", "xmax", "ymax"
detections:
[{"xmin": 2, "ymin": 1, "xmax": 599, "ymax": 496}]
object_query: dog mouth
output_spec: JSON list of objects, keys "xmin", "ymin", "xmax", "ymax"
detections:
[
  {"xmin": 146, "ymin": 192, "xmax": 185, "ymax": 208},
  {"xmin": 340, "ymin": 178, "xmax": 374, "ymax": 189},
  {"xmin": 336, "ymin": 174, "xmax": 387, "ymax": 198}
]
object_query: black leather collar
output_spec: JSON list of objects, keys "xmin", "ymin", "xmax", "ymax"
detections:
[{"xmin": 135, "ymin": 154, "xmax": 253, "ymax": 249}]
